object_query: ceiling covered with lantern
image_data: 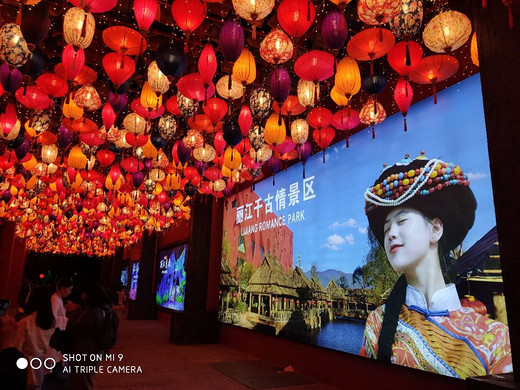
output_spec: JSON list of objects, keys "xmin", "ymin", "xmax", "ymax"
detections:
[{"xmin": 0, "ymin": 0, "xmax": 490, "ymax": 256}]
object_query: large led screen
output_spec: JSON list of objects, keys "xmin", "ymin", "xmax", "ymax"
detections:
[
  {"xmin": 219, "ymin": 74, "xmax": 512, "ymax": 379},
  {"xmin": 129, "ymin": 262, "xmax": 139, "ymax": 300},
  {"xmin": 155, "ymin": 244, "xmax": 187, "ymax": 311}
]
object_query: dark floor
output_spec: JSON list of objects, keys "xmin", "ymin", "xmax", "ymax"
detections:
[{"xmin": 93, "ymin": 316, "xmax": 338, "ymax": 390}]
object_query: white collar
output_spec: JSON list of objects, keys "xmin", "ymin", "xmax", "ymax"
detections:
[{"xmin": 405, "ymin": 283, "xmax": 461, "ymax": 312}]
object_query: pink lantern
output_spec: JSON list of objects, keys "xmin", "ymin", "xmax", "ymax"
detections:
[{"xmin": 62, "ymin": 45, "xmax": 85, "ymax": 81}]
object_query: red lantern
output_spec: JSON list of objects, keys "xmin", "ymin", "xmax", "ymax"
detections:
[
  {"xmin": 294, "ymin": 50, "xmax": 335, "ymax": 83},
  {"xmin": 277, "ymin": 0, "xmax": 315, "ymax": 39},
  {"xmin": 177, "ymin": 73, "xmax": 215, "ymax": 102},
  {"xmin": 198, "ymin": 43, "xmax": 217, "ymax": 87},
  {"xmin": 134, "ymin": 0, "xmax": 158, "ymax": 32},
  {"xmin": 387, "ymin": 41, "xmax": 423, "ymax": 79},
  {"xmin": 102, "ymin": 26, "xmax": 146, "ymax": 56},
  {"xmin": 102, "ymin": 53, "xmax": 136, "ymax": 88},
  {"xmin": 15, "ymin": 86, "xmax": 51, "ymax": 110},
  {"xmin": 102, "ymin": 102, "xmax": 117, "ymax": 130},
  {"xmin": 96, "ymin": 149, "xmax": 115, "ymax": 167},
  {"xmin": 69, "ymin": 0, "xmax": 118, "ymax": 13},
  {"xmin": 121, "ymin": 156, "xmax": 144, "ymax": 173},
  {"xmin": 307, "ymin": 107, "xmax": 332, "ymax": 129},
  {"xmin": 166, "ymin": 96, "xmax": 181, "ymax": 116},
  {"xmin": 131, "ymin": 98, "xmax": 165, "ymax": 119},
  {"xmin": 213, "ymin": 131, "xmax": 227, "ymax": 155},
  {"xmin": 273, "ymin": 95, "xmax": 305, "ymax": 117},
  {"xmin": 183, "ymin": 166, "xmax": 199, "ymax": 181},
  {"xmin": 393, "ymin": 77, "xmax": 413, "ymax": 132},
  {"xmin": 36, "ymin": 73, "xmax": 68, "ymax": 98},
  {"xmin": 313, "ymin": 127, "xmax": 335, "ymax": 162},
  {"xmin": 409, "ymin": 55, "xmax": 459, "ymax": 104},
  {"xmin": 188, "ymin": 114, "xmax": 221, "ymax": 133},
  {"xmin": 203, "ymin": 98, "xmax": 227, "ymax": 125},
  {"xmin": 238, "ymin": 105, "xmax": 253, "ymax": 136},
  {"xmin": 79, "ymin": 131, "xmax": 104, "ymax": 146},
  {"xmin": 62, "ymin": 45, "xmax": 85, "ymax": 81},
  {"xmin": 54, "ymin": 63, "xmax": 97, "ymax": 85},
  {"xmin": 171, "ymin": 0, "xmax": 206, "ymax": 52}
]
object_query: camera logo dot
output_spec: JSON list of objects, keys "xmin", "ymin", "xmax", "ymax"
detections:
[{"xmin": 16, "ymin": 357, "xmax": 28, "ymax": 370}]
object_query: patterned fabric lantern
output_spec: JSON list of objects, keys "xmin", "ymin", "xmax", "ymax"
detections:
[
  {"xmin": 103, "ymin": 27, "xmax": 146, "ymax": 56},
  {"xmin": 387, "ymin": 40, "xmax": 423, "ymax": 79},
  {"xmin": 194, "ymin": 144, "xmax": 216, "ymax": 162},
  {"xmin": 347, "ymin": 28, "xmax": 395, "ymax": 74},
  {"xmin": 409, "ymin": 55, "xmax": 459, "ymax": 104},
  {"xmin": 250, "ymin": 88, "xmax": 272, "ymax": 120},
  {"xmin": 134, "ymin": 0, "xmax": 158, "ymax": 32},
  {"xmin": 140, "ymin": 82, "xmax": 162, "ymax": 111},
  {"xmin": 390, "ymin": 0, "xmax": 423, "ymax": 40},
  {"xmin": 250, "ymin": 144, "xmax": 272, "ymax": 162},
  {"xmin": 0, "ymin": 24, "xmax": 30, "ymax": 67},
  {"xmin": 75, "ymin": 85, "xmax": 101, "ymax": 111},
  {"xmin": 36, "ymin": 73, "xmax": 68, "ymax": 98},
  {"xmin": 297, "ymin": 79, "xmax": 319, "ymax": 108},
  {"xmin": 321, "ymin": 10, "xmax": 349, "ymax": 51},
  {"xmin": 359, "ymin": 96, "xmax": 386, "ymax": 138},
  {"xmin": 290, "ymin": 119, "xmax": 309, "ymax": 145},
  {"xmin": 124, "ymin": 113, "xmax": 147, "ymax": 134},
  {"xmin": 264, "ymin": 114, "xmax": 286, "ymax": 146},
  {"xmin": 269, "ymin": 67, "xmax": 291, "ymax": 105},
  {"xmin": 31, "ymin": 111, "xmax": 50, "ymax": 133},
  {"xmin": 357, "ymin": 0, "xmax": 401, "ymax": 29},
  {"xmin": 219, "ymin": 20, "xmax": 245, "ymax": 63},
  {"xmin": 394, "ymin": 77, "xmax": 413, "ymax": 131},
  {"xmin": 422, "ymin": 11, "xmax": 471, "ymax": 53},
  {"xmin": 198, "ymin": 44, "xmax": 217, "ymax": 87},
  {"xmin": 248, "ymin": 125, "xmax": 265, "ymax": 150},
  {"xmin": 277, "ymin": 0, "xmax": 316, "ymax": 39},
  {"xmin": 232, "ymin": 48, "xmax": 256, "ymax": 89},
  {"xmin": 177, "ymin": 92, "xmax": 196, "ymax": 118},
  {"xmin": 260, "ymin": 27, "xmax": 293, "ymax": 64},
  {"xmin": 183, "ymin": 129, "xmax": 204, "ymax": 149},
  {"xmin": 171, "ymin": 0, "xmax": 206, "ymax": 51},
  {"xmin": 102, "ymin": 53, "xmax": 135, "ymax": 88},
  {"xmin": 335, "ymin": 56, "xmax": 361, "ymax": 103},
  {"xmin": 216, "ymin": 76, "xmax": 244, "ymax": 101},
  {"xmin": 471, "ymin": 32, "xmax": 479, "ymax": 67},
  {"xmin": 41, "ymin": 144, "xmax": 58, "ymax": 164},
  {"xmin": 63, "ymin": 7, "xmax": 95, "ymax": 50},
  {"xmin": 232, "ymin": 0, "xmax": 275, "ymax": 39}
]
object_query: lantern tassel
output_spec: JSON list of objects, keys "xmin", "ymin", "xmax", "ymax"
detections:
[
  {"xmin": 378, "ymin": 25, "xmax": 383, "ymax": 42},
  {"xmin": 405, "ymin": 42, "xmax": 411, "ymax": 67},
  {"xmin": 307, "ymin": 0, "xmax": 311, "ymax": 21},
  {"xmin": 373, "ymin": 98, "xmax": 378, "ymax": 115},
  {"xmin": 302, "ymin": 163, "xmax": 306, "ymax": 179},
  {"xmin": 346, "ymin": 135, "xmax": 350, "ymax": 148},
  {"xmin": 322, "ymin": 149, "xmax": 325, "ymax": 163},
  {"xmin": 433, "ymin": 83, "xmax": 437, "ymax": 104},
  {"xmin": 404, "ymin": 117, "xmax": 407, "ymax": 132},
  {"xmin": 372, "ymin": 125, "xmax": 375, "ymax": 139},
  {"xmin": 370, "ymin": 61, "xmax": 374, "ymax": 76},
  {"xmin": 272, "ymin": 173, "xmax": 275, "ymax": 186},
  {"xmin": 508, "ymin": 7, "xmax": 514, "ymax": 29},
  {"xmin": 81, "ymin": 13, "xmax": 88, "ymax": 38}
]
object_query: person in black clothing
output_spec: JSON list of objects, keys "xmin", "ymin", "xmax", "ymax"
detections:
[{"xmin": 0, "ymin": 316, "xmax": 27, "ymax": 390}]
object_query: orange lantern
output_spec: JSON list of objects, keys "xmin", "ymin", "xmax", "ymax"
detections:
[
  {"xmin": 140, "ymin": 82, "xmax": 162, "ymax": 111},
  {"xmin": 347, "ymin": 28, "xmax": 395, "ymax": 74},
  {"xmin": 54, "ymin": 63, "xmax": 97, "ymax": 85},
  {"xmin": 264, "ymin": 113, "xmax": 286, "ymax": 146},
  {"xmin": 409, "ymin": 55, "xmax": 459, "ymax": 104},
  {"xmin": 223, "ymin": 146, "xmax": 242, "ymax": 170},
  {"xmin": 359, "ymin": 96, "xmax": 386, "ymax": 138},
  {"xmin": 62, "ymin": 96, "xmax": 84, "ymax": 120},
  {"xmin": 471, "ymin": 32, "xmax": 479, "ymax": 67},
  {"xmin": 102, "ymin": 26, "xmax": 147, "ymax": 56},
  {"xmin": 68, "ymin": 145, "xmax": 87, "ymax": 169},
  {"xmin": 334, "ymin": 56, "xmax": 361, "ymax": 104},
  {"xmin": 232, "ymin": 48, "xmax": 256, "ymax": 88}
]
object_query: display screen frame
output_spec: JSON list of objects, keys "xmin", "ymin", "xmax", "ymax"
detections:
[{"xmin": 155, "ymin": 242, "xmax": 188, "ymax": 312}]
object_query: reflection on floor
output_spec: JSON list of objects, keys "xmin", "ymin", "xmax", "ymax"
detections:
[{"xmin": 94, "ymin": 316, "xmax": 338, "ymax": 390}]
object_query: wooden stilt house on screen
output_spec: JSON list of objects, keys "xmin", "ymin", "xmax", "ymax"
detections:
[
  {"xmin": 290, "ymin": 266, "xmax": 313, "ymax": 307},
  {"xmin": 245, "ymin": 255, "xmax": 299, "ymax": 333},
  {"xmin": 325, "ymin": 279, "xmax": 347, "ymax": 314},
  {"xmin": 219, "ymin": 257, "xmax": 238, "ymax": 313}
]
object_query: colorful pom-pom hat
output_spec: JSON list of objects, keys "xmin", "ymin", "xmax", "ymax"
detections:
[{"xmin": 365, "ymin": 151, "xmax": 477, "ymax": 250}]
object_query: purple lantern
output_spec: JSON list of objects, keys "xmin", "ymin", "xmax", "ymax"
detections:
[
  {"xmin": 0, "ymin": 64, "xmax": 23, "ymax": 94},
  {"xmin": 57, "ymin": 126, "xmax": 73, "ymax": 149},
  {"xmin": 269, "ymin": 67, "xmax": 291, "ymax": 105},
  {"xmin": 219, "ymin": 20, "xmax": 244, "ymax": 63},
  {"xmin": 132, "ymin": 171, "xmax": 145, "ymax": 188},
  {"xmin": 321, "ymin": 11, "xmax": 349, "ymax": 51},
  {"xmin": 15, "ymin": 139, "xmax": 31, "ymax": 160},
  {"xmin": 177, "ymin": 140, "xmax": 191, "ymax": 164},
  {"xmin": 195, "ymin": 160, "xmax": 208, "ymax": 174},
  {"xmin": 108, "ymin": 91, "xmax": 128, "ymax": 112},
  {"xmin": 299, "ymin": 141, "xmax": 312, "ymax": 178},
  {"xmin": 267, "ymin": 156, "xmax": 282, "ymax": 185}
]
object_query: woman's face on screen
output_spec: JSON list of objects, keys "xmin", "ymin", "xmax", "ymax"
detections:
[{"xmin": 383, "ymin": 207, "xmax": 438, "ymax": 273}]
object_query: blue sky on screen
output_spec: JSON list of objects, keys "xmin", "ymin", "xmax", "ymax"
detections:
[{"xmin": 251, "ymin": 74, "xmax": 497, "ymax": 274}]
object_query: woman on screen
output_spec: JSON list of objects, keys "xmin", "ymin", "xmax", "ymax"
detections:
[{"xmin": 359, "ymin": 152, "xmax": 512, "ymax": 378}]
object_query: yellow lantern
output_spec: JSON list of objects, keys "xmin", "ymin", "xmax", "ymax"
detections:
[
  {"xmin": 216, "ymin": 75, "xmax": 244, "ymax": 101},
  {"xmin": 233, "ymin": 48, "xmax": 256, "ymax": 87},
  {"xmin": 223, "ymin": 146, "xmax": 242, "ymax": 170},
  {"xmin": 330, "ymin": 86, "xmax": 350, "ymax": 107},
  {"xmin": 63, "ymin": 7, "xmax": 96, "ymax": 50},
  {"xmin": 41, "ymin": 144, "xmax": 58, "ymax": 164},
  {"xmin": 149, "ymin": 168, "xmax": 165, "ymax": 182},
  {"xmin": 105, "ymin": 175, "xmax": 122, "ymax": 191},
  {"xmin": 63, "ymin": 96, "xmax": 84, "ymax": 120},
  {"xmin": 221, "ymin": 165, "xmax": 232, "ymax": 178},
  {"xmin": 147, "ymin": 61, "xmax": 170, "ymax": 94},
  {"xmin": 22, "ymin": 154, "xmax": 37, "ymax": 171},
  {"xmin": 211, "ymin": 179, "xmax": 226, "ymax": 192},
  {"xmin": 471, "ymin": 32, "xmax": 478, "ymax": 67},
  {"xmin": 68, "ymin": 145, "xmax": 87, "ymax": 169},
  {"xmin": 264, "ymin": 113, "xmax": 286, "ymax": 146},
  {"xmin": 24, "ymin": 121, "xmax": 37, "ymax": 138},
  {"xmin": 140, "ymin": 82, "xmax": 162, "ymax": 111},
  {"xmin": 335, "ymin": 56, "xmax": 361, "ymax": 103},
  {"xmin": 297, "ymin": 79, "xmax": 318, "ymax": 108},
  {"xmin": 123, "ymin": 113, "xmax": 147, "ymax": 134},
  {"xmin": 422, "ymin": 10, "xmax": 471, "ymax": 53},
  {"xmin": 142, "ymin": 138, "xmax": 158, "ymax": 159},
  {"xmin": 164, "ymin": 173, "xmax": 182, "ymax": 190},
  {"xmin": 290, "ymin": 119, "xmax": 309, "ymax": 145}
]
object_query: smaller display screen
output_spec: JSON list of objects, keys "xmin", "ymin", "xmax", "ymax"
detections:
[
  {"xmin": 120, "ymin": 267, "xmax": 129, "ymax": 287},
  {"xmin": 129, "ymin": 262, "xmax": 139, "ymax": 300},
  {"xmin": 155, "ymin": 244, "xmax": 187, "ymax": 311}
]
